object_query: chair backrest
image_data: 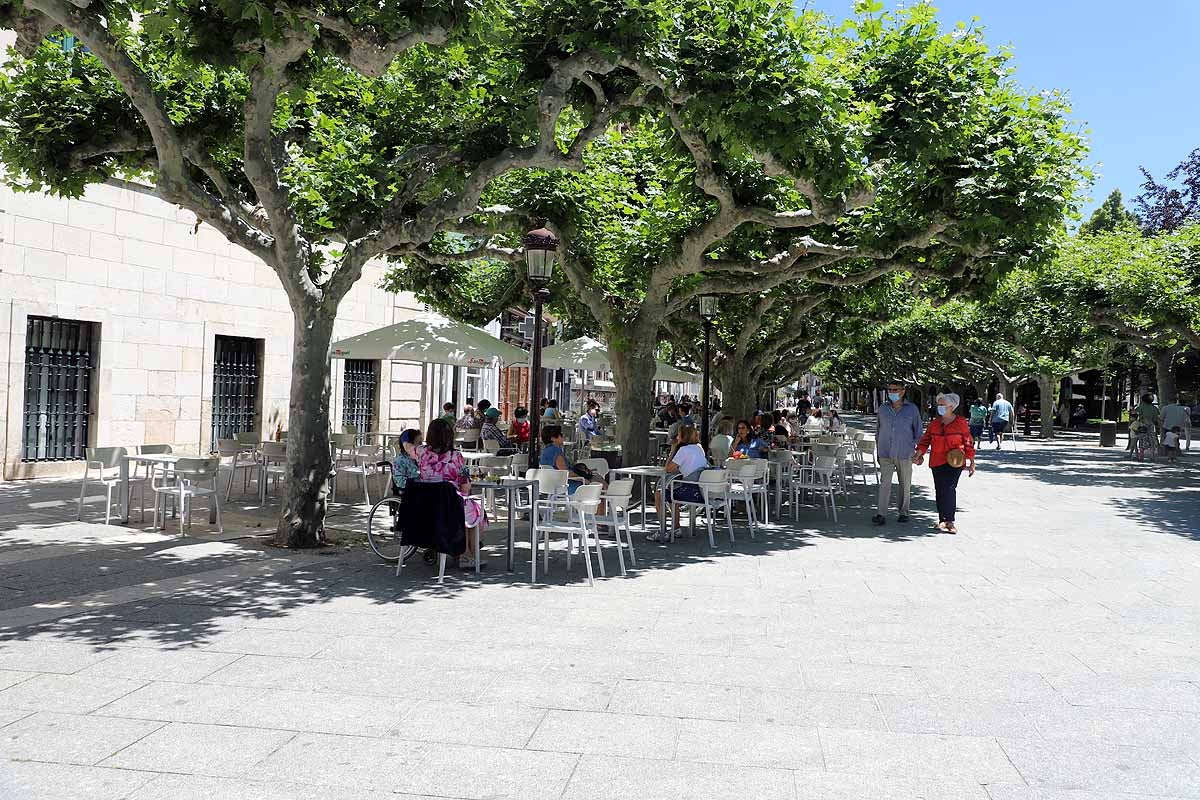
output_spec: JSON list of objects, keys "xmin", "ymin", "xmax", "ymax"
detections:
[
  {"xmin": 535, "ymin": 468, "xmax": 569, "ymax": 494},
  {"xmin": 524, "ymin": 467, "xmax": 539, "ymax": 480},
  {"xmin": 342, "ymin": 423, "xmax": 358, "ymax": 435},
  {"xmin": 751, "ymin": 459, "xmax": 770, "ymax": 480},
  {"xmin": 728, "ymin": 460, "xmax": 757, "ymax": 481},
  {"xmin": 570, "ymin": 483, "xmax": 604, "ymax": 515},
  {"xmin": 482, "ymin": 439, "xmax": 501, "ymax": 454},
  {"xmin": 216, "ymin": 439, "xmax": 240, "ymax": 457},
  {"xmin": 709, "ymin": 437, "xmax": 731, "ymax": 463},
  {"xmin": 261, "ymin": 442, "xmax": 287, "ymax": 460},
  {"xmin": 175, "ymin": 457, "xmax": 221, "ymax": 481},
  {"xmin": 139, "ymin": 444, "xmax": 173, "ymax": 455},
  {"xmin": 849, "ymin": 430, "xmax": 865, "ymax": 442},
  {"xmin": 857, "ymin": 438, "xmax": 875, "ymax": 454},
  {"xmin": 606, "ymin": 478, "xmax": 635, "ymax": 507},
  {"xmin": 580, "ymin": 458, "xmax": 609, "ymax": 481},
  {"xmin": 812, "ymin": 443, "xmax": 839, "ymax": 459},
  {"xmin": 458, "ymin": 428, "xmax": 480, "ymax": 443},
  {"xmin": 87, "ymin": 446, "xmax": 127, "ymax": 470},
  {"xmin": 812, "ymin": 455, "xmax": 838, "ymax": 476},
  {"xmin": 235, "ymin": 431, "xmax": 260, "ymax": 445},
  {"xmin": 330, "ymin": 432, "xmax": 356, "ymax": 449},
  {"xmin": 478, "ymin": 455, "xmax": 511, "ymax": 474},
  {"xmin": 354, "ymin": 445, "xmax": 381, "ymax": 464},
  {"xmin": 697, "ymin": 469, "xmax": 729, "ymax": 494}
]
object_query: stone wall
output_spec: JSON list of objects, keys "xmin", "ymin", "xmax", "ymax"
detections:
[{"xmin": 0, "ymin": 178, "xmax": 430, "ymax": 479}]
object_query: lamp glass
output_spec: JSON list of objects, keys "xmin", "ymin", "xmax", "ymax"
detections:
[{"xmin": 700, "ymin": 294, "xmax": 718, "ymax": 318}]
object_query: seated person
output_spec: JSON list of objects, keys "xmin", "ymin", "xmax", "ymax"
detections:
[
  {"xmin": 732, "ymin": 419, "xmax": 769, "ymax": 458},
  {"xmin": 455, "ymin": 404, "xmax": 476, "ymax": 430},
  {"xmin": 539, "ymin": 426, "xmax": 605, "ymax": 508},
  {"xmin": 826, "ymin": 408, "xmax": 847, "ymax": 433},
  {"xmin": 708, "ymin": 419, "xmax": 735, "ymax": 461},
  {"xmin": 677, "ymin": 403, "xmax": 695, "ymax": 427},
  {"xmin": 418, "ymin": 418, "xmax": 486, "ymax": 570},
  {"xmin": 577, "ymin": 405, "xmax": 601, "ymax": 441},
  {"xmin": 804, "ymin": 409, "xmax": 825, "ymax": 433},
  {"xmin": 474, "ymin": 399, "xmax": 492, "ymax": 430},
  {"xmin": 542, "ymin": 398, "xmax": 563, "ymax": 421},
  {"xmin": 438, "ymin": 402, "xmax": 457, "ymax": 426},
  {"xmin": 508, "ymin": 407, "xmax": 531, "ymax": 447},
  {"xmin": 390, "ymin": 429, "xmax": 423, "ymax": 492},
  {"xmin": 480, "ymin": 407, "xmax": 517, "ymax": 455},
  {"xmin": 654, "ymin": 426, "xmax": 710, "ymax": 540},
  {"xmin": 657, "ymin": 402, "xmax": 679, "ymax": 429}
]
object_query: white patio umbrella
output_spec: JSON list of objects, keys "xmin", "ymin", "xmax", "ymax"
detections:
[
  {"xmin": 533, "ymin": 336, "xmax": 698, "ymax": 382},
  {"xmin": 329, "ymin": 313, "xmax": 528, "ymax": 366}
]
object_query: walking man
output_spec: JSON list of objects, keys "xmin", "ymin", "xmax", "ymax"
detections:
[
  {"xmin": 990, "ymin": 392, "xmax": 1015, "ymax": 450},
  {"xmin": 873, "ymin": 381, "xmax": 923, "ymax": 526}
]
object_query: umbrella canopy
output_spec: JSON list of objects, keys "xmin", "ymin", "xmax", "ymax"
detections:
[
  {"xmin": 533, "ymin": 336, "xmax": 697, "ymax": 382},
  {"xmin": 329, "ymin": 314, "xmax": 528, "ymax": 367}
]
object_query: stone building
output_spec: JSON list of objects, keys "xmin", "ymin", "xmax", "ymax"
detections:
[{"xmin": 0, "ymin": 177, "xmax": 502, "ymax": 480}]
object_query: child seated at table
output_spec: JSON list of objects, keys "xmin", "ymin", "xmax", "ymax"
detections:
[{"xmin": 508, "ymin": 407, "xmax": 531, "ymax": 448}]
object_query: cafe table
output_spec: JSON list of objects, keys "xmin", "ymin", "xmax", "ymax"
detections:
[
  {"xmin": 472, "ymin": 477, "xmax": 539, "ymax": 572},
  {"xmin": 610, "ymin": 464, "xmax": 668, "ymax": 538},
  {"xmin": 119, "ymin": 452, "xmax": 216, "ymax": 525}
]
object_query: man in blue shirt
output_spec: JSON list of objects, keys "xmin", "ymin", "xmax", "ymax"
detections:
[
  {"xmin": 576, "ymin": 406, "xmax": 600, "ymax": 441},
  {"xmin": 874, "ymin": 381, "xmax": 924, "ymax": 526},
  {"xmin": 990, "ymin": 393, "xmax": 1015, "ymax": 450}
]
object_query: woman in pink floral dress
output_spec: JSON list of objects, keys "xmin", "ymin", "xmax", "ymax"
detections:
[{"xmin": 418, "ymin": 418, "xmax": 486, "ymax": 569}]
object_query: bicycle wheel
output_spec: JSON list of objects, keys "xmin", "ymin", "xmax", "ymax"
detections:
[{"xmin": 367, "ymin": 496, "xmax": 416, "ymax": 563}]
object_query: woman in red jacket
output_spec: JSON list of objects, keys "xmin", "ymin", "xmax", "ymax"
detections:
[{"xmin": 912, "ymin": 392, "xmax": 975, "ymax": 534}]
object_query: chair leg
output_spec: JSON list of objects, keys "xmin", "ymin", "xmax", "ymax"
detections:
[
  {"xmin": 531, "ymin": 518, "xmax": 538, "ymax": 584},
  {"xmin": 578, "ymin": 522, "xmax": 595, "ymax": 586},
  {"xmin": 611, "ymin": 511, "xmax": 626, "ymax": 575},
  {"xmin": 474, "ymin": 524, "xmax": 481, "ymax": 575},
  {"xmin": 593, "ymin": 520, "xmax": 606, "ymax": 578},
  {"xmin": 225, "ymin": 466, "xmax": 236, "ymax": 502},
  {"xmin": 624, "ymin": 517, "xmax": 637, "ymax": 566},
  {"xmin": 725, "ymin": 498, "xmax": 735, "ymax": 542},
  {"xmin": 104, "ymin": 483, "xmax": 113, "ymax": 525},
  {"xmin": 77, "ymin": 473, "xmax": 88, "ymax": 521},
  {"xmin": 179, "ymin": 488, "xmax": 187, "ymax": 536},
  {"xmin": 437, "ymin": 553, "xmax": 447, "ymax": 585},
  {"xmin": 213, "ymin": 490, "xmax": 224, "ymax": 534}
]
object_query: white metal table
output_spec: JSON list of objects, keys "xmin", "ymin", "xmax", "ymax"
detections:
[
  {"xmin": 610, "ymin": 464, "xmax": 667, "ymax": 537},
  {"xmin": 472, "ymin": 478, "xmax": 538, "ymax": 572},
  {"xmin": 119, "ymin": 453, "xmax": 217, "ymax": 524}
]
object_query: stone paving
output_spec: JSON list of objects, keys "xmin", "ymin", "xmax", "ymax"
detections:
[{"xmin": 0, "ymin": 427, "xmax": 1198, "ymax": 799}]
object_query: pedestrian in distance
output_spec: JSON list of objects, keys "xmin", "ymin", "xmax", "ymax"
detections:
[
  {"xmin": 913, "ymin": 392, "xmax": 976, "ymax": 534},
  {"xmin": 873, "ymin": 381, "xmax": 923, "ymax": 526},
  {"xmin": 990, "ymin": 392, "xmax": 1015, "ymax": 449}
]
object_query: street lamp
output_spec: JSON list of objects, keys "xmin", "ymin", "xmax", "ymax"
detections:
[
  {"xmin": 699, "ymin": 294, "xmax": 717, "ymax": 449},
  {"xmin": 524, "ymin": 223, "xmax": 558, "ymax": 470}
]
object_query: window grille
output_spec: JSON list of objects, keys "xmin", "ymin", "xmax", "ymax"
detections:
[
  {"xmin": 211, "ymin": 335, "xmax": 260, "ymax": 449},
  {"xmin": 342, "ymin": 359, "xmax": 378, "ymax": 434},
  {"xmin": 22, "ymin": 316, "xmax": 96, "ymax": 461}
]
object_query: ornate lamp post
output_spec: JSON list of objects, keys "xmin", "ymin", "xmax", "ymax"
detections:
[
  {"xmin": 700, "ymin": 294, "xmax": 717, "ymax": 448},
  {"xmin": 524, "ymin": 223, "xmax": 558, "ymax": 470}
]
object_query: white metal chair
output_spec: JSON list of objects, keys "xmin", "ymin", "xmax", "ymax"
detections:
[
  {"xmin": 139, "ymin": 444, "xmax": 176, "ymax": 517},
  {"xmin": 216, "ymin": 438, "xmax": 258, "ymax": 500},
  {"xmin": 332, "ymin": 445, "xmax": 384, "ymax": 505},
  {"xmin": 579, "ymin": 457, "xmax": 611, "ymax": 482},
  {"xmin": 667, "ymin": 469, "xmax": 736, "ymax": 547},
  {"xmin": 532, "ymin": 482, "xmax": 604, "ymax": 585},
  {"xmin": 258, "ymin": 442, "xmax": 288, "ymax": 504},
  {"xmin": 153, "ymin": 456, "xmax": 224, "ymax": 535},
  {"xmin": 856, "ymin": 438, "xmax": 880, "ymax": 484},
  {"xmin": 329, "ymin": 432, "xmax": 357, "ymax": 466},
  {"xmin": 791, "ymin": 455, "xmax": 839, "ymax": 521},
  {"xmin": 78, "ymin": 446, "xmax": 144, "ymax": 524},
  {"xmin": 457, "ymin": 428, "xmax": 481, "ymax": 451},
  {"xmin": 723, "ymin": 460, "xmax": 760, "ymax": 538},
  {"xmin": 598, "ymin": 478, "xmax": 638, "ymax": 573}
]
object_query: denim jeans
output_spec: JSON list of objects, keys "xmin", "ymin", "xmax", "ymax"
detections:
[{"xmin": 931, "ymin": 464, "xmax": 963, "ymax": 523}]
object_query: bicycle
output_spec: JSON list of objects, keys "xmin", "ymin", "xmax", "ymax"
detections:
[{"xmin": 366, "ymin": 494, "xmax": 420, "ymax": 563}]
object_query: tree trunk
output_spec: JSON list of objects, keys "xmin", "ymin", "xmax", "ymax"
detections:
[
  {"xmin": 1152, "ymin": 348, "xmax": 1177, "ymax": 404},
  {"xmin": 274, "ymin": 304, "xmax": 336, "ymax": 548},
  {"xmin": 716, "ymin": 361, "xmax": 759, "ymax": 424},
  {"xmin": 1036, "ymin": 373, "xmax": 1058, "ymax": 439},
  {"xmin": 610, "ymin": 341, "xmax": 657, "ymax": 466},
  {"xmin": 973, "ymin": 380, "xmax": 988, "ymax": 405},
  {"xmin": 994, "ymin": 373, "xmax": 1010, "ymax": 402}
]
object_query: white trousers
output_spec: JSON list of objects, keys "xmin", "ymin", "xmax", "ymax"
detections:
[{"xmin": 877, "ymin": 457, "xmax": 913, "ymax": 515}]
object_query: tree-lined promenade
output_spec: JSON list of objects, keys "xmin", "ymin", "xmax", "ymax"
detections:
[{"xmin": 3, "ymin": 0, "xmax": 1195, "ymax": 545}]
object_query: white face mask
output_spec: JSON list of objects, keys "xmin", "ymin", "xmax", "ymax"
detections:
[{"xmin": 937, "ymin": 405, "xmax": 949, "ymax": 417}]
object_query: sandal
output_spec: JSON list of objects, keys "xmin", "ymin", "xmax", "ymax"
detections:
[
  {"xmin": 945, "ymin": 523, "xmax": 957, "ymax": 534},
  {"xmin": 935, "ymin": 521, "xmax": 949, "ymax": 532}
]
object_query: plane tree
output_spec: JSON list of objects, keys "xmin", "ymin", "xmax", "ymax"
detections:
[
  {"xmin": 388, "ymin": 1, "xmax": 1088, "ymax": 464},
  {"xmin": 0, "ymin": 0, "xmax": 687, "ymax": 545}
]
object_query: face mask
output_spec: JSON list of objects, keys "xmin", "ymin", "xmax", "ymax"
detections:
[
  {"xmin": 937, "ymin": 405, "xmax": 948, "ymax": 417},
  {"xmin": 887, "ymin": 392, "xmax": 901, "ymax": 403}
]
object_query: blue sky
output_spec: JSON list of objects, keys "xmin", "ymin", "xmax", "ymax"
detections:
[{"xmin": 805, "ymin": 1, "xmax": 1200, "ymax": 220}]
